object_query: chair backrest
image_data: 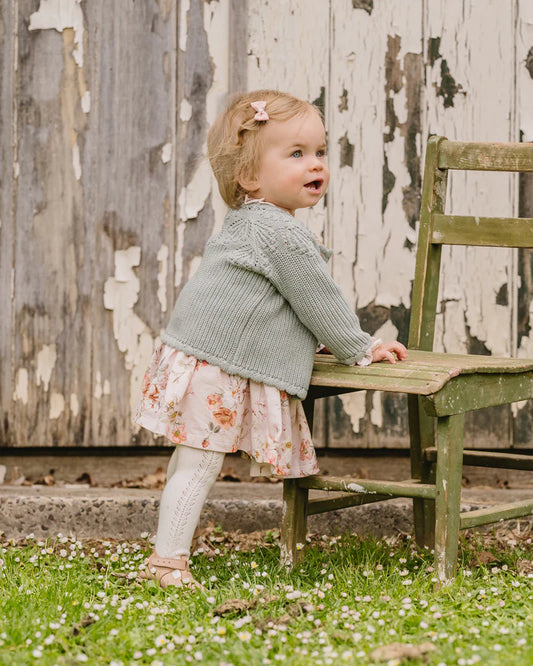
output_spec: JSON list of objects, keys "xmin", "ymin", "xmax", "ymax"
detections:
[{"xmin": 408, "ymin": 137, "xmax": 533, "ymax": 352}]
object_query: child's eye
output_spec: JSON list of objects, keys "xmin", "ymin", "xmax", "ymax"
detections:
[
  {"xmin": 317, "ymin": 149, "xmax": 327, "ymax": 157},
  {"xmin": 291, "ymin": 150, "xmax": 303, "ymax": 158}
]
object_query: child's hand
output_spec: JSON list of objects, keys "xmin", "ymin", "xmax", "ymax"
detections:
[{"xmin": 371, "ymin": 341, "xmax": 408, "ymax": 364}]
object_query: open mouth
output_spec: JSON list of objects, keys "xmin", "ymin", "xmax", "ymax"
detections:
[{"xmin": 304, "ymin": 179, "xmax": 323, "ymax": 192}]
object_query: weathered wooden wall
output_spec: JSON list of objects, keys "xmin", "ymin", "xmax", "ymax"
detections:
[{"xmin": 1, "ymin": 0, "xmax": 533, "ymax": 449}]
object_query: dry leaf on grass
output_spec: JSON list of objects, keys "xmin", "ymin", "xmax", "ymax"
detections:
[
  {"xmin": 470, "ymin": 550, "xmax": 500, "ymax": 567},
  {"xmin": 214, "ymin": 598, "xmax": 257, "ymax": 615},
  {"xmin": 517, "ymin": 558, "xmax": 533, "ymax": 574},
  {"xmin": 71, "ymin": 615, "xmax": 95, "ymax": 636},
  {"xmin": 370, "ymin": 641, "xmax": 436, "ymax": 662}
]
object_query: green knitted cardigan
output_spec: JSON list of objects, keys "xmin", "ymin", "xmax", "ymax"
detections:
[{"xmin": 162, "ymin": 203, "xmax": 372, "ymax": 398}]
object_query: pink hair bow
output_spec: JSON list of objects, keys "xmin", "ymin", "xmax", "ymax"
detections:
[{"xmin": 251, "ymin": 101, "xmax": 269, "ymax": 121}]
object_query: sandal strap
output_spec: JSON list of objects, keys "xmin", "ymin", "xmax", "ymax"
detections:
[{"xmin": 149, "ymin": 555, "xmax": 188, "ymax": 570}]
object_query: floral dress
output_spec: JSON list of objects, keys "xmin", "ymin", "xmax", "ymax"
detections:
[{"xmin": 134, "ymin": 343, "xmax": 319, "ymax": 478}]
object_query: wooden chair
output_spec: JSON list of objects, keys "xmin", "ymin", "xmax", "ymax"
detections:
[{"xmin": 281, "ymin": 137, "xmax": 533, "ymax": 581}]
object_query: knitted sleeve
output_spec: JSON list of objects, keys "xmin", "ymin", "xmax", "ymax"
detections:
[{"xmin": 255, "ymin": 222, "xmax": 373, "ymax": 365}]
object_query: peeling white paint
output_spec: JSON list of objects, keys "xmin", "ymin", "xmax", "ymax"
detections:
[
  {"xmin": 161, "ymin": 143, "xmax": 172, "ymax": 163},
  {"xmin": 36, "ymin": 344, "xmax": 57, "ymax": 391},
  {"xmin": 177, "ymin": 158, "xmax": 211, "ymax": 221},
  {"xmin": 157, "ymin": 245, "xmax": 169, "ymax": 312},
  {"xmin": 188, "ymin": 255, "xmax": 203, "ymax": 280},
  {"xmin": 179, "ymin": 0, "xmax": 190, "ymax": 52},
  {"xmin": 72, "ymin": 138, "xmax": 81, "ymax": 180},
  {"xmin": 174, "ymin": 222, "xmax": 186, "ymax": 288},
  {"xmin": 103, "ymin": 246, "xmax": 155, "ymax": 415},
  {"xmin": 94, "ymin": 371, "xmax": 103, "ymax": 399},
  {"xmin": 518, "ymin": 0, "xmax": 533, "ymax": 141},
  {"xmin": 14, "ymin": 368, "xmax": 29, "ymax": 404},
  {"xmin": 29, "ymin": 0, "xmax": 85, "ymax": 67},
  {"xmin": 370, "ymin": 391, "xmax": 383, "ymax": 429},
  {"xmin": 70, "ymin": 393, "xmax": 79, "ymax": 416},
  {"xmin": 180, "ymin": 98, "xmax": 192, "ymax": 122},
  {"xmin": 339, "ymin": 391, "xmax": 366, "ymax": 434},
  {"xmin": 81, "ymin": 90, "xmax": 91, "ymax": 113},
  {"xmin": 49, "ymin": 392, "xmax": 65, "ymax": 419},
  {"xmin": 95, "ymin": 371, "xmax": 111, "ymax": 399},
  {"xmin": 204, "ymin": 0, "xmax": 231, "ymax": 232}
]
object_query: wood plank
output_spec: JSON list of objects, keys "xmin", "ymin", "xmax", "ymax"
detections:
[
  {"xmin": 0, "ymin": 0, "xmax": 15, "ymax": 444},
  {"xmin": 424, "ymin": 447, "xmax": 533, "ymax": 470},
  {"xmin": 460, "ymin": 499, "xmax": 533, "ymax": 529},
  {"xmin": 424, "ymin": 1, "xmax": 517, "ymax": 419},
  {"xmin": 307, "ymin": 493, "xmax": 393, "ymax": 515},
  {"xmin": 327, "ymin": 0, "xmax": 423, "ymax": 450},
  {"xmin": 439, "ymin": 141, "xmax": 533, "ymax": 172},
  {"xmin": 10, "ymin": 0, "xmax": 95, "ymax": 446},
  {"xmin": 425, "ymin": 371, "xmax": 533, "ymax": 417},
  {"xmin": 311, "ymin": 351, "xmax": 533, "ymax": 398},
  {"xmin": 408, "ymin": 136, "xmax": 446, "ymax": 351},
  {"xmin": 434, "ymin": 415, "xmax": 464, "ymax": 580},
  {"xmin": 86, "ymin": 1, "xmax": 178, "ymax": 447},
  {"xmin": 316, "ymin": 350, "xmax": 533, "ymax": 373},
  {"xmin": 514, "ymin": 0, "xmax": 533, "ymax": 448},
  {"xmin": 299, "ymin": 476, "xmax": 436, "ymax": 499},
  {"xmin": 281, "ymin": 480, "xmax": 308, "ymax": 566},
  {"xmin": 431, "ymin": 215, "xmax": 533, "ymax": 247}
]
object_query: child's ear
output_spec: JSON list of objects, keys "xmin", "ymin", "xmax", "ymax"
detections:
[{"xmin": 238, "ymin": 171, "xmax": 260, "ymax": 194}]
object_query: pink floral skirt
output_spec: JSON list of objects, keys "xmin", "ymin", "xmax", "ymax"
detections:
[{"xmin": 134, "ymin": 344, "xmax": 319, "ymax": 478}]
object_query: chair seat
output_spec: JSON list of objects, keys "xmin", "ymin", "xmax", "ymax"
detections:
[{"xmin": 311, "ymin": 350, "xmax": 533, "ymax": 416}]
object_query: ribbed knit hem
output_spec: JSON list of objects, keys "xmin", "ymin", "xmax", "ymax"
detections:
[
  {"xmin": 161, "ymin": 333, "xmax": 309, "ymax": 399},
  {"xmin": 340, "ymin": 343, "xmax": 373, "ymax": 366}
]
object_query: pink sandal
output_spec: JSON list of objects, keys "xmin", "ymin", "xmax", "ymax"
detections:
[{"xmin": 138, "ymin": 551, "xmax": 204, "ymax": 591}]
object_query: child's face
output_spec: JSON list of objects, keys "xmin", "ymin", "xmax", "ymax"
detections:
[{"xmin": 244, "ymin": 109, "xmax": 329, "ymax": 215}]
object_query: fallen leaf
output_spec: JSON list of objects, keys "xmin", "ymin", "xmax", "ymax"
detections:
[
  {"xmin": 214, "ymin": 598, "xmax": 257, "ymax": 615},
  {"xmin": 112, "ymin": 467, "xmax": 166, "ymax": 489},
  {"xmin": 517, "ymin": 558, "xmax": 533, "ymax": 574},
  {"xmin": 370, "ymin": 641, "xmax": 436, "ymax": 662},
  {"xmin": 471, "ymin": 550, "xmax": 500, "ymax": 567},
  {"xmin": 76, "ymin": 472, "xmax": 94, "ymax": 485},
  {"xmin": 71, "ymin": 615, "xmax": 95, "ymax": 636},
  {"xmin": 34, "ymin": 474, "xmax": 55, "ymax": 486},
  {"xmin": 258, "ymin": 593, "xmax": 279, "ymax": 605}
]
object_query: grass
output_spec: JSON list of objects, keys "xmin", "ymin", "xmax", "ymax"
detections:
[{"xmin": 1, "ymin": 527, "xmax": 532, "ymax": 665}]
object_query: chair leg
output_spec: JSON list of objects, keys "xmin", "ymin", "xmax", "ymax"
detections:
[
  {"xmin": 409, "ymin": 395, "xmax": 436, "ymax": 548},
  {"xmin": 434, "ymin": 414, "xmax": 465, "ymax": 582},
  {"xmin": 280, "ymin": 479, "xmax": 308, "ymax": 567}
]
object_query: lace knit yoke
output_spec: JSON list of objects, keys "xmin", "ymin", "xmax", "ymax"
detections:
[{"xmin": 162, "ymin": 203, "xmax": 372, "ymax": 398}]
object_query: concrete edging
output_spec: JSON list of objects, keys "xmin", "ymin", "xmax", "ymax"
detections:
[{"xmin": 2, "ymin": 484, "xmax": 533, "ymax": 540}]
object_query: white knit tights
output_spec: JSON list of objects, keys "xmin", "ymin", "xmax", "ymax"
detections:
[{"xmin": 155, "ymin": 445, "xmax": 225, "ymax": 558}]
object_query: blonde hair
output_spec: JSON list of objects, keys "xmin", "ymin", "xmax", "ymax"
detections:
[{"xmin": 207, "ymin": 90, "xmax": 322, "ymax": 209}]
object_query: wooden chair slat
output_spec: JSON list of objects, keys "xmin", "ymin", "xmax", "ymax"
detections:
[
  {"xmin": 431, "ymin": 214, "xmax": 533, "ymax": 247},
  {"xmin": 299, "ymin": 476, "xmax": 436, "ymax": 499},
  {"xmin": 460, "ymin": 499, "xmax": 533, "ymax": 530},
  {"xmin": 439, "ymin": 140, "xmax": 533, "ymax": 171},
  {"xmin": 424, "ymin": 447, "xmax": 533, "ymax": 470}
]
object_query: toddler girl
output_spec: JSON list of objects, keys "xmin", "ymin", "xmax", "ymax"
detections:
[{"xmin": 135, "ymin": 89, "xmax": 407, "ymax": 590}]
